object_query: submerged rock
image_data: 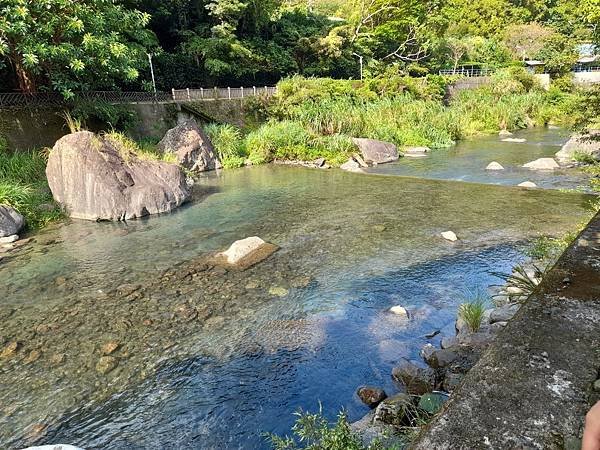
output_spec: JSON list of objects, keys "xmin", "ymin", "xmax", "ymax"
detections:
[
  {"xmin": 523, "ymin": 158, "xmax": 559, "ymax": 170},
  {"xmin": 96, "ymin": 356, "xmax": 118, "ymax": 374},
  {"xmin": 441, "ymin": 231, "xmax": 458, "ymax": 242},
  {"xmin": 0, "ymin": 205, "xmax": 24, "ymax": 238},
  {"xmin": 157, "ymin": 120, "xmax": 222, "ymax": 172},
  {"xmin": 502, "ymin": 138, "xmax": 526, "ymax": 143},
  {"xmin": 418, "ymin": 392, "xmax": 449, "ymax": 414},
  {"xmin": 0, "ymin": 341, "xmax": 20, "ymax": 359},
  {"xmin": 21, "ymin": 446, "xmax": 84, "ymax": 450},
  {"xmin": 352, "ymin": 138, "xmax": 400, "ymax": 164},
  {"xmin": 485, "ymin": 161, "xmax": 504, "ymax": 170},
  {"xmin": 518, "ymin": 181, "xmax": 537, "ymax": 188},
  {"xmin": 268, "ymin": 286, "xmax": 289, "ymax": 297},
  {"xmin": 357, "ymin": 386, "xmax": 387, "ymax": 408},
  {"xmin": 392, "ymin": 359, "xmax": 435, "ymax": 395},
  {"xmin": 373, "ymin": 393, "xmax": 414, "ymax": 426},
  {"xmin": 217, "ymin": 236, "xmax": 278, "ymax": 270},
  {"xmin": 46, "ymin": 131, "xmax": 191, "ymax": 221},
  {"xmin": 556, "ymin": 130, "xmax": 600, "ymax": 162}
]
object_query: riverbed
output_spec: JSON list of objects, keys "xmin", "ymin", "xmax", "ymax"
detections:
[
  {"xmin": 0, "ymin": 130, "xmax": 596, "ymax": 449},
  {"xmin": 365, "ymin": 127, "xmax": 591, "ymax": 191}
]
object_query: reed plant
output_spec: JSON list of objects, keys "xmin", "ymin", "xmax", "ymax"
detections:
[
  {"xmin": 205, "ymin": 123, "xmax": 246, "ymax": 168},
  {"xmin": 0, "ymin": 149, "xmax": 63, "ymax": 229},
  {"xmin": 458, "ymin": 295, "xmax": 487, "ymax": 333}
]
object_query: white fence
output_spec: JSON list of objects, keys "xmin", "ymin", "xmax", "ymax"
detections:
[
  {"xmin": 171, "ymin": 86, "xmax": 277, "ymax": 102},
  {"xmin": 438, "ymin": 68, "xmax": 495, "ymax": 77}
]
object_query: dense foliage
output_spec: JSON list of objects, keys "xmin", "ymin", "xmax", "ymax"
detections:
[
  {"xmin": 0, "ymin": 0, "xmax": 599, "ymax": 93},
  {"xmin": 205, "ymin": 70, "xmax": 596, "ymax": 168}
]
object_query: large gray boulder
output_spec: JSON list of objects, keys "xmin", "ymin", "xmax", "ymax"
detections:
[
  {"xmin": 556, "ymin": 130, "xmax": 600, "ymax": 162},
  {"xmin": 0, "ymin": 205, "xmax": 24, "ymax": 237},
  {"xmin": 352, "ymin": 138, "xmax": 400, "ymax": 164},
  {"xmin": 157, "ymin": 120, "xmax": 222, "ymax": 172},
  {"xmin": 46, "ymin": 131, "xmax": 191, "ymax": 221}
]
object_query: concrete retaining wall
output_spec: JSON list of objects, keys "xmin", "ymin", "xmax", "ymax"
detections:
[
  {"xmin": 411, "ymin": 212, "xmax": 600, "ymax": 449},
  {"xmin": 1, "ymin": 99, "xmax": 250, "ymax": 151}
]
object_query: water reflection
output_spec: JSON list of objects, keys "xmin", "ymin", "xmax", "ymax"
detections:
[{"xmin": 0, "ymin": 157, "xmax": 594, "ymax": 448}]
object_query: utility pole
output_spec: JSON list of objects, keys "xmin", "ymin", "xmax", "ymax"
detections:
[
  {"xmin": 352, "ymin": 52, "xmax": 364, "ymax": 80},
  {"xmin": 147, "ymin": 53, "xmax": 157, "ymax": 101}
]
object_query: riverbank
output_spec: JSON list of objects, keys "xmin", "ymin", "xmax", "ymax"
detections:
[{"xmin": 411, "ymin": 209, "xmax": 600, "ymax": 449}]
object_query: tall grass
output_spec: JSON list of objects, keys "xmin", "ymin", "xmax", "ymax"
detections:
[
  {"xmin": 0, "ymin": 149, "xmax": 63, "ymax": 230},
  {"xmin": 205, "ymin": 124, "xmax": 247, "ymax": 168},
  {"xmin": 238, "ymin": 69, "xmax": 582, "ymax": 166},
  {"xmin": 458, "ymin": 292, "xmax": 488, "ymax": 333}
]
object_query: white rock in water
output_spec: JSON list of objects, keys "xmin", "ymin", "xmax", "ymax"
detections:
[
  {"xmin": 0, "ymin": 234, "xmax": 19, "ymax": 244},
  {"xmin": 441, "ymin": 231, "xmax": 458, "ymax": 242},
  {"xmin": 340, "ymin": 158, "xmax": 362, "ymax": 172},
  {"xmin": 498, "ymin": 129, "xmax": 513, "ymax": 137},
  {"xmin": 502, "ymin": 138, "xmax": 527, "ymax": 143},
  {"xmin": 219, "ymin": 236, "xmax": 278, "ymax": 268},
  {"xmin": 518, "ymin": 181, "xmax": 537, "ymax": 188},
  {"xmin": 390, "ymin": 305, "xmax": 409, "ymax": 318},
  {"xmin": 485, "ymin": 161, "xmax": 504, "ymax": 170},
  {"xmin": 404, "ymin": 146, "xmax": 430, "ymax": 154},
  {"xmin": 523, "ymin": 158, "xmax": 559, "ymax": 170}
]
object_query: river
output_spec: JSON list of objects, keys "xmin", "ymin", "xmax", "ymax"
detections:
[{"xmin": 0, "ymin": 128, "xmax": 595, "ymax": 449}]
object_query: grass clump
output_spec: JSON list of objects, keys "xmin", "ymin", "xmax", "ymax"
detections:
[
  {"xmin": 458, "ymin": 295, "xmax": 487, "ymax": 332},
  {"xmin": 205, "ymin": 123, "xmax": 246, "ymax": 168},
  {"xmin": 104, "ymin": 131, "xmax": 177, "ymax": 164},
  {"xmin": 0, "ymin": 149, "xmax": 63, "ymax": 230}
]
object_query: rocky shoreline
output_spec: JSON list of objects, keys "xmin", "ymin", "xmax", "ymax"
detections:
[{"xmin": 349, "ymin": 262, "xmax": 543, "ymax": 446}]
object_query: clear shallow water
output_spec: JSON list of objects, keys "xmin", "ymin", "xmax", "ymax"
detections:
[
  {"xmin": 365, "ymin": 127, "xmax": 591, "ymax": 191},
  {"xmin": 0, "ymin": 152, "xmax": 595, "ymax": 448}
]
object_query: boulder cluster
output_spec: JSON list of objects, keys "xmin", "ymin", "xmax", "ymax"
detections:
[{"xmin": 46, "ymin": 120, "xmax": 220, "ymax": 222}]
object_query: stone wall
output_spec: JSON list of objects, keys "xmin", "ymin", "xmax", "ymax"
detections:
[
  {"xmin": 411, "ymin": 212, "xmax": 600, "ymax": 449},
  {"xmin": 1, "ymin": 99, "xmax": 250, "ymax": 151}
]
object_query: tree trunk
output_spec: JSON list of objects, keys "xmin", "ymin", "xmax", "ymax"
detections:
[{"xmin": 14, "ymin": 58, "xmax": 36, "ymax": 94}]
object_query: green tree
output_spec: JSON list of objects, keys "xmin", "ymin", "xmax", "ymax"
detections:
[{"xmin": 0, "ymin": 0, "xmax": 154, "ymax": 96}]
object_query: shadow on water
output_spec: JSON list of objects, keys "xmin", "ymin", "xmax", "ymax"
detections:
[{"xmin": 33, "ymin": 243, "xmax": 523, "ymax": 450}]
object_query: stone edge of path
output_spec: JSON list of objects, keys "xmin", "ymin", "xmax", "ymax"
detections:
[{"xmin": 410, "ymin": 211, "xmax": 600, "ymax": 449}]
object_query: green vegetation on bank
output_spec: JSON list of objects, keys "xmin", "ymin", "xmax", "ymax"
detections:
[
  {"xmin": 0, "ymin": 147, "xmax": 62, "ymax": 230},
  {"xmin": 206, "ymin": 70, "xmax": 596, "ymax": 167}
]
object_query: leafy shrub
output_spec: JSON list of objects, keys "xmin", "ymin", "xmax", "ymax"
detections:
[
  {"xmin": 268, "ymin": 410, "xmax": 392, "ymax": 450},
  {"xmin": 205, "ymin": 123, "xmax": 246, "ymax": 168}
]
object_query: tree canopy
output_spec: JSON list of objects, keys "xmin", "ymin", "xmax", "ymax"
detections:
[{"xmin": 0, "ymin": 0, "xmax": 599, "ymax": 94}]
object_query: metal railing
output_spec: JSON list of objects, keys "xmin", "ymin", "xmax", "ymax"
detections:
[
  {"xmin": 438, "ymin": 68, "xmax": 495, "ymax": 77},
  {"xmin": 0, "ymin": 86, "xmax": 277, "ymax": 108},
  {"xmin": 573, "ymin": 65, "xmax": 600, "ymax": 73},
  {"xmin": 171, "ymin": 86, "xmax": 276, "ymax": 101}
]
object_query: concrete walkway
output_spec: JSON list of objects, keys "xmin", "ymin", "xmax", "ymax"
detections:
[{"xmin": 412, "ymin": 212, "xmax": 600, "ymax": 449}]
